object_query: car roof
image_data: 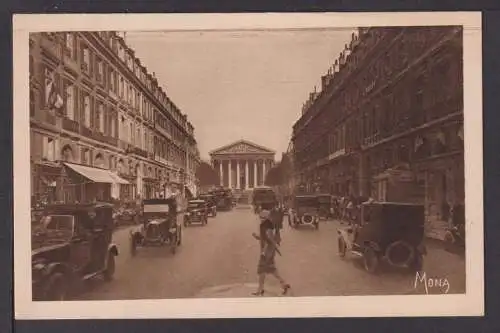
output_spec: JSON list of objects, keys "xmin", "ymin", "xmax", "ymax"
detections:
[
  {"xmin": 364, "ymin": 201, "xmax": 423, "ymax": 206},
  {"xmin": 143, "ymin": 198, "xmax": 176, "ymax": 204},
  {"xmin": 43, "ymin": 202, "xmax": 113, "ymax": 212}
]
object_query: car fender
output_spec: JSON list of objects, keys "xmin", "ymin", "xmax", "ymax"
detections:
[{"xmin": 40, "ymin": 262, "xmax": 73, "ymax": 283}]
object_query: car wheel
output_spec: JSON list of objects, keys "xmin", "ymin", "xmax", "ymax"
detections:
[
  {"xmin": 338, "ymin": 237, "xmax": 347, "ymax": 258},
  {"xmin": 363, "ymin": 246, "xmax": 380, "ymax": 274},
  {"xmin": 104, "ymin": 253, "xmax": 115, "ymax": 281},
  {"xmin": 44, "ymin": 272, "xmax": 68, "ymax": 301}
]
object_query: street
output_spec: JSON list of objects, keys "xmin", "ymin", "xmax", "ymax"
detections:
[{"xmin": 79, "ymin": 206, "xmax": 466, "ymax": 300}]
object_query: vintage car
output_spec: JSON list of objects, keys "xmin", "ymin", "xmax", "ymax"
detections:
[
  {"xmin": 130, "ymin": 198, "xmax": 182, "ymax": 255},
  {"xmin": 337, "ymin": 202, "xmax": 426, "ymax": 274},
  {"xmin": 252, "ymin": 186, "xmax": 277, "ymax": 214},
  {"xmin": 209, "ymin": 187, "xmax": 234, "ymax": 211},
  {"xmin": 31, "ymin": 202, "xmax": 119, "ymax": 301},
  {"xmin": 184, "ymin": 199, "xmax": 209, "ymax": 226},
  {"xmin": 288, "ymin": 195, "xmax": 320, "ymax": 230},
  {"xmin": 198, "ymin": 194, "xmax": 217, "ymax": 217},
  {"xmin": 316, "ymin": 193, "xmax": 332, "ymax": 220}
]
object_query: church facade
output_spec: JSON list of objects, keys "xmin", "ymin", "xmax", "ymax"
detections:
[{"xmin": 209, "ymin": 140, "xmax": 275, "ymax": 190}]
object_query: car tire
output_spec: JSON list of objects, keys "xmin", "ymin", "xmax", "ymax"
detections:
[
  {"xmin": 44, "ymin": 272, "xmax": 68, "ymax": 301},
  {"xmin": 338, "ymin": 237, "xmax": 347, "ymax": 258},
  {"xmin": 104, "ymin": 253, "xmax": 115, "ymax": 281},
  {"xmin": 363, "ymin": 246, "xmax": 380, "ymax": 274}
]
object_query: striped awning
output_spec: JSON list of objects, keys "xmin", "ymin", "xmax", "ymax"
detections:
[{"xmin": 64, "ymin": 163, "xmax": 130, "ymax": 185}]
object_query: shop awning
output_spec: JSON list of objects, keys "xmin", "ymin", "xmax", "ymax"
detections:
[{"xmin": 64, "ymin": 163, "xmax": 130, "ymax": 185}]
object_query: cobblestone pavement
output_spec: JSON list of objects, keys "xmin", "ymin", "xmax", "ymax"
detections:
[{"xmin": 78, "ymin": 206, "xmax": 465, "ymax": 300}]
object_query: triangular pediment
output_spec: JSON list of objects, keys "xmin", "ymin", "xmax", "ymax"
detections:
[{"xmin": 210, "ymin": 140, "xmax": 275, "ymax": 156}]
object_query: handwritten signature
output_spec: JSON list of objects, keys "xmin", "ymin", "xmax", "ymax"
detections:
[{"xmin": 414, "ymin": 271, "xmax": 450, "ymax": 294}]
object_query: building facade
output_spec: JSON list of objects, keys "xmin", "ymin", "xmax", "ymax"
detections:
[
  {"xmin": 30, "ymin": 31, "xmax": 200, "ymax": 206},
  {"xmin": 291, "ymin": 27, "xmax": 463, "ymax": 238},
  {"xmin": 209, "ymin": 140, "xmax": 275, "ymax": 191}
]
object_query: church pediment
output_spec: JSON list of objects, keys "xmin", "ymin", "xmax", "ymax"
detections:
[{"xmin": 210, "ymin": 140, "xmax": 275, "ymax": 156}]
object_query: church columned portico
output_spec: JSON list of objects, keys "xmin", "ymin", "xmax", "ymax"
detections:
[{"xmin": 210, "ymin": 140, "xmax": 275, "ymax": 190}]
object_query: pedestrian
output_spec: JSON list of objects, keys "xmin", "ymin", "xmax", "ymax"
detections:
[{"xmin": 251, "ymin": 210, "xmax": 291, "ymax": 296}]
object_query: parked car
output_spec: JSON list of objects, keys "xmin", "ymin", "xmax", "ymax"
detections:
[
  {"xmin": 31, "ymin": 202, "xmax": 119, "ymax": 301},
  {"xmin": 198, "ymin": 194, "xmax": 217, "ymax": 217},
  {"xmin": 184, "ymin": 199, "xmax": 209, "ymax": 226},
  {"xmin": 337, "ymin": 202, "xmax": 426, "ymax": 274},
  {"xmin": 288, "ymin": 195, "xmax": 320, "ymax": 230},
  {"xmin": 209, "ymin": 187, "xmax": 233, "ymax": 211}
]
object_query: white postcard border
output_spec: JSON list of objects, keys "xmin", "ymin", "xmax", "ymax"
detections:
[{"xmin": 13, "ymin": 12, "xmax": 484, "ymax": 319}]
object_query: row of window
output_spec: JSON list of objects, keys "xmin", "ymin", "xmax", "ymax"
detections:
[
  {"xmin": 71, "ymin": 32, "xmax": 188, "ymax": 129},
  {"xmin": 296, "ymin": 27, "xmax": 457, "ymax": 136},
  {"xmin": 294, "ymin": 33, "xmax": 461, "ymax": 160},
  {"xmin": 154, "ymin": 136, "xmax": 187, "ymax": 167}
]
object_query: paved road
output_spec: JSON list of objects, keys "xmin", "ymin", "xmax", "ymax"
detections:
[{"xmin": 79, "ymin": 206, "xmax": 465, "ymax": 299}]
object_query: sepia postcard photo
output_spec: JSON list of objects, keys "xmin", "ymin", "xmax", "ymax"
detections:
[{"xmin": 13, "ymin": 12, "xmax": 483, "ymax": 319}]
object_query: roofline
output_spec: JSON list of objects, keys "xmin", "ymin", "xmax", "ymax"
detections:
[{"xmin": 209, "ymin": 139, "xmax": 276, "ymax": 155}]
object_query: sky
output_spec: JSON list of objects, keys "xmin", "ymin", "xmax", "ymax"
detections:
[{"xmin": 124, "ymin": 28, "xmax": 355, "ymax": 161}]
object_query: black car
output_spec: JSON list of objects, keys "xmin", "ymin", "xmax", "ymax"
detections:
[
  {"xmin": 198, "ymin": 194, "xmax": 217, "ymax": 217},
  {"xmin": 288, "ymin": 195, "xmax": 320, "ymax": 230},
  {"xmin": 31, "ymin": 202, "xmax": 119, "ymax": 301},
  {"xmin": 130, "ymin": 198, "xmax": 183, "ymax": 255},
  {"xmin": 337, "ymin": 202, "xmax": 426, "ymax": 274},
  {"xmin": 184, "ymin": 199, "xmax": 209, "ymax": 226}
]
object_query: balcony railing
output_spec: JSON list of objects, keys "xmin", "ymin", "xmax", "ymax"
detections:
[
  {"xmin": 62, "ymin": 117, "xmax": 79, "ymax": 133},
  {"xmin": 80, "ymin": 125, "xmax": 92, "ymax": 138},
  {"xmin": 128, "ymin": 146, "xmax": 148, "ymax": 158},
  {"xmin": 45, "ymin": 112, "xmax": 56, "ymax": 125},
  {"xmin": 118, "ymin": 140, "xmax": 129, "ymax": 150}
]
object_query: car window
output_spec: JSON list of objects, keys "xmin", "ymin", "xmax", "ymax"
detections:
[{"xmin": 43, "ymin": 215, "xmax": 74, "ymax": 231}]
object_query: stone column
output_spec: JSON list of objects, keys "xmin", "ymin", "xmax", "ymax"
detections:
[
  {"xmin": 262, "ymin": 159, "xmax": 267, "ymax": 186},
  {"xmin": 253, "ymin": 160, "xmax": 257, "ymax": 188},
  {"xmin": 236, "ymin": 160, "xmax": 241, "ymax": 189},
  {"xmin": 228, "ymin": 159, "xmax": 232, "ymax": 188},
  {"xmin": 245, "ymin": 160, "xmax": 249, "ymax": 189},
  {"xmin": 219, "ymin": 160, "xmax": 223, "ymax": 186}
]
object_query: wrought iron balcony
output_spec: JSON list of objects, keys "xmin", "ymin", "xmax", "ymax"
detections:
[{"xmin": 62, "ymin": 117, "xmax": 79, "ymax": 133}]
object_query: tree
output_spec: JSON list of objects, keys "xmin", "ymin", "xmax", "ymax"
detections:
[{"xmin": 195, "ymin": 162, "xmax": 220, "ymax": 187}]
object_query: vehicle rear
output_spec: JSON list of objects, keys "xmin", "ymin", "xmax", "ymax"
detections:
[
  {"xmin": 186, "ymin": 200, "xmax": 207, "ymax": 224},
  {"xmin": 295, "ymin": 196, "xmax": 319, "ymax": 216}
]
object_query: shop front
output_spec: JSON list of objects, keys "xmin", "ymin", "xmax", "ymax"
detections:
[{"xmin": 62, "ymin": 162, "xmax": 129, "ymax": 204}]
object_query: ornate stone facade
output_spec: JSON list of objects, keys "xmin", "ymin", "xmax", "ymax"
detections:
[{"xmin": 209, "ymin": 140, "xmax": 275, "ymax": 190}]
